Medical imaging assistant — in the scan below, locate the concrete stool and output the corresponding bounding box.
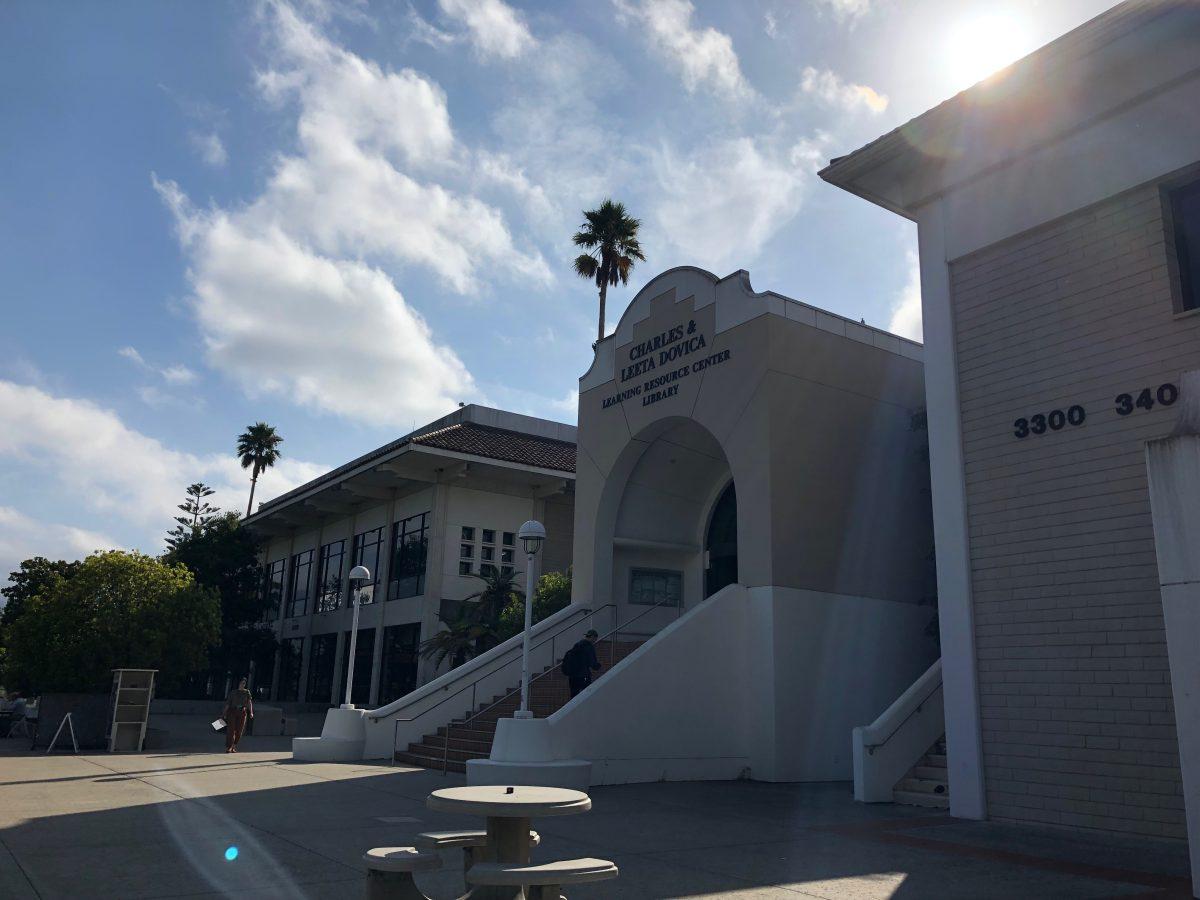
[467,857,618,899]
[414,829,540,871]
[362,847,441,900]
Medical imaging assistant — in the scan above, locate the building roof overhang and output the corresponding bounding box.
[819,0,1200,217]
[244,408,576,536]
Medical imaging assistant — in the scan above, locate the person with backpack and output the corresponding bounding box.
[561,629,601,698]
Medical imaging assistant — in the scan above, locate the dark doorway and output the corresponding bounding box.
[705,482,738,597]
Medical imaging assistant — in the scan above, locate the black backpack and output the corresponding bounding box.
[561,642,586,678]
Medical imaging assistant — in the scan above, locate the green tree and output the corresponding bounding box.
[163,512,272,682]
[0,557,82,689]
[165,482,221,550]
[573,199,646,343]
[1,557,81,633]
[497,569,572,641]
[4,551,219,693]
[236,422,283,517]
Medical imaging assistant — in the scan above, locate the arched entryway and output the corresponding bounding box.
[705,482,737,597]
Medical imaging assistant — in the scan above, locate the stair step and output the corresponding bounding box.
[896,777,948,795]
[923,753,947,768]
[395,751,466,774]
[893,789,949,809]
[417,735,493,754]
[407,742,490,763]
[912,765,946,780]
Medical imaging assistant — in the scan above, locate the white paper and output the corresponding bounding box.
[212,718,226,731]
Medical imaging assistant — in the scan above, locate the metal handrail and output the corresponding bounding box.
[863,678,943,755]
[435,594,686,774]
[388,603,612,765]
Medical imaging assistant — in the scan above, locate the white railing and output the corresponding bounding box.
[360,602,613,758]
[853,658,943,802]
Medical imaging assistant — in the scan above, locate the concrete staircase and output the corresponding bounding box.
[395,640,644,773]
[893,736,949,809]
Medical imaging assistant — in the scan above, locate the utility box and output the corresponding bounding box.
[109,669,157,752]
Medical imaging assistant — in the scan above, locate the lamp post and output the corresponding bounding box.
[515,520,545,719]
[343,565,372,709]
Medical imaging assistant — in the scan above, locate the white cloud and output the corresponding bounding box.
[437,0,535,60]
[800,66,888,113]
[0,380,327,556]
[811,0,872,24]
[652,137,822,271]
[158,2,552,428]
[118,346,198,388]
[764,11,778,38]
[190,131,228,167]
[888,251,922,341]
[0,507,123,584]
[614,0,751,99]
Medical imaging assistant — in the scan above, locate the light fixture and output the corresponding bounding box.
[518,520,546,556]
[342,566,371,709]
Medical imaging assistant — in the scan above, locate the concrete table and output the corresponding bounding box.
[426,785,590,900]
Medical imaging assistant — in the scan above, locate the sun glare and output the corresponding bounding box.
[944,12,1036,93]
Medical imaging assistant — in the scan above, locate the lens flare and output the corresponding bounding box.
[944,12,1035,93]
[225,846,239,861]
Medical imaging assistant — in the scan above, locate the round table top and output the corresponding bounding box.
[427,785,591,818]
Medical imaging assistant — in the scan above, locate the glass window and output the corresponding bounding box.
[287,549,313,618]
[501,565,514,577]
[352,527,384,592]
[1170,179,1200,311]
[482,529,495,544]
[460,543,474,559]
[379,624,421,705]
[263,559,286,621]
[389,512,429,600]
[502,532,514,547]
[500,548,514,564]
[461,526,475,541]
[307,633,338,704]
[316,540,345,613]
[480,563,497,577]
[277,637,303,701]
[459,561,472,576]
[630,568,683,607]
[481,546,494,561]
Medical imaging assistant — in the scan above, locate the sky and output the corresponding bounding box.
[0,0,1119,579]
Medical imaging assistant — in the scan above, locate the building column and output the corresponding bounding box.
[268,530,297,701]
[1145,369,1200,898]
[296,515,327,703]
[417,480,450,685]
[917,202,987,820]
[369,492,398,707]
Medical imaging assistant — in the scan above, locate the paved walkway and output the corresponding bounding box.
[0,732,1191,899]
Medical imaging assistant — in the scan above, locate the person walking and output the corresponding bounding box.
[562,630,602,699]
[223,677,254,753]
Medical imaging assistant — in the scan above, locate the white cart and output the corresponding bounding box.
[108,668,157,752]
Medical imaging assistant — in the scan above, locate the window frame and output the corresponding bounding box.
[286,549,314,618]
[629,567,683,608]
[1164,176,1200,314]
[388,511,429,600]
[316,539,346,613]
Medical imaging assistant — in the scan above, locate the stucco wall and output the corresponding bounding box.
[951,182,1199,838]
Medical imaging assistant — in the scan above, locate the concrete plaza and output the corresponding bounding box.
[0,721,1191,899]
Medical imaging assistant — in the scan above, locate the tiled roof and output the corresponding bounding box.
[412,422,576,473]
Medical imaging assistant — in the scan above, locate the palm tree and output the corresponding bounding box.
[236,422,283,517]
[573,199,646,343]
[419,569,522,670]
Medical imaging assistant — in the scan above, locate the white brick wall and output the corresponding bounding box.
[950,181,1200,839]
